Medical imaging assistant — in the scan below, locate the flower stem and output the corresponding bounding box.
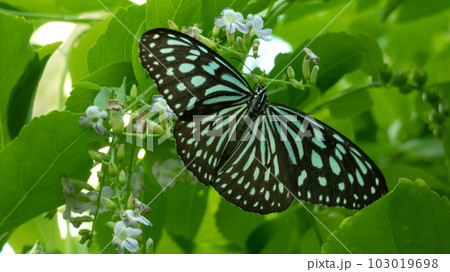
[0,8,101,24]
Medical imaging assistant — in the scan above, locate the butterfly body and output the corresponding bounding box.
[139,28,388,214]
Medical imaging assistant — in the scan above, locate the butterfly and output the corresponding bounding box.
[139,28,388,214]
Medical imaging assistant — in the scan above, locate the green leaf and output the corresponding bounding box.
[65,82,101,113]
[215,198,265,250]
[0,12,34,149]
[132,21,148,87]
[323,179,450,253]
[359,34,384,78]
[165,181,208,253]
[324,86,374,119]
[146,0,202,30]
[380,0,405,22]
[0,0,127,15]
[397,0,450,23]
[87,4,145,73]
[0,111,105,235]
[8,214,78,254]
[82,62,136,87]
[69,20,110,83]
[309,32,367,92]
[7,42,62,139]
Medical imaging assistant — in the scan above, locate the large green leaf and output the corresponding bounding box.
[0,12,34,150]
[87,4,145,73]
[7,42,62,139]
[215,198,265,250]
[309,32,366,92]
[146,0,201,30]
[0,0,126,15]
[0,111,105,235]
[397,0,450,23]
[323,179,450,253]
[165,180,208,253]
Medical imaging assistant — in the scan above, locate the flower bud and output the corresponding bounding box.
[69,179,95,191]
[287,66,295,80]
[391,71,408,87]
[413,70,427,87]
[148,120,166,136]
[236,36,246,53]
[226,31,235,46]
[167,20,179,31]
[106,221,115,229]
[195,34,218,50]
[97,171,104,180]
[88,150,104,163]
[127,194,135,209]
[130,84,137,101]
[422,87,440,106]
[252,39,260,58]
[109,162,119,176]
[302,55,311,81]
[146,238,154,254]
[290,79,304,90]
[212,26,220,38]
[310,65,319,86]
[119,170,127,184]
[117,144,125,161]
[379,64,392,83]
[78,229,91,236]
[102,197,117,209]
[398,84,413,94]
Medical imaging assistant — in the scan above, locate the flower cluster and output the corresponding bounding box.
[214,9,272,41]
[78,106,108,136]
[112,196,152,254]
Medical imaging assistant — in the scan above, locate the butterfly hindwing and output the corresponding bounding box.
[268,103,388,209]
[173,104,249,186]
[139,28,252,120]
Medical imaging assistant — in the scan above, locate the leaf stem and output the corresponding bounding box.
[0,8,102,24]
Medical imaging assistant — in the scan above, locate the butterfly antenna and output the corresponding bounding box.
[230,57,261,86]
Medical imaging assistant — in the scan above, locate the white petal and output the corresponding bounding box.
[257,29,272,41]
[226,23,235,34]
[252,16,264,31]
[94,123,107,136]
[137,216,152,226]
[214,17,226,28]
[150,102,165,112]
[235,22,248,34]
[114,221,127,234]
[78,116,91,127]
[123,238,139,252]
[100,110,108,119]
[116,242,125,254]
[235,12,244,22]
[125,227,142,238]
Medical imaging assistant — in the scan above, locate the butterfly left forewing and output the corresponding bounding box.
[139,28,252,120]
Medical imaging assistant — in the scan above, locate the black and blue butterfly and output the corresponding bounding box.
[139,28,388,214]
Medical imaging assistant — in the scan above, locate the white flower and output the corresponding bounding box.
[112,221,142,254]
[185,24,203,38]
[150,95,175,119]
[304,48,320,64]
[245,14,272,41]
[78,105,108,136]
[122,209,152,227]
[214,8,248,34]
